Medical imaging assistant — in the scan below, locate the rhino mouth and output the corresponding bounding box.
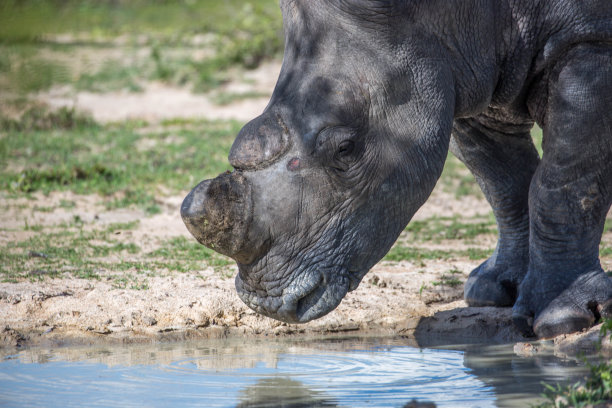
[235,267,352,323]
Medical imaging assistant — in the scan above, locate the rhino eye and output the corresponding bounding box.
[333,140,358,172]
[313,127,360,171]
[336,140,355,157]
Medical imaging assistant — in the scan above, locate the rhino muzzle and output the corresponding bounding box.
[181,171,260,264]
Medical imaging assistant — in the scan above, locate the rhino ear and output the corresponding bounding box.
[229,113,291,170]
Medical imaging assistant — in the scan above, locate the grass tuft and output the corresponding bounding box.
[534,320,612,408]
[0,216,235,284]
[1,106,96,132]
[1,118,238,208]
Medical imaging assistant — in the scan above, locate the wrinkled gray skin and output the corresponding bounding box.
[182,0,612,338]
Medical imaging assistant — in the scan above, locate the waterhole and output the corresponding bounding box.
[0,337,589,408]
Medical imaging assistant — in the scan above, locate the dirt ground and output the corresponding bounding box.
[0,187,497,344]
[1,61,611,356]
[40,60,281,123]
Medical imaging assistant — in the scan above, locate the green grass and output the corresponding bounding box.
[535,321,612,408]
[0,1,283,95]
[431,269,464,288]
[383,213,498,264]
[440,125,544,199]
[211,91,269,106]
[0,218,232,284]
[2,57,71,93]
[404,215,496,242]
[0,111,239,283]
[0,1,281,43]
[439,153,481,198]
[59,199,76,209]
[384,247,454,262]
[0,118,238,212]
[0,220,141,282]
[383,246,494,263]
[74,60,143,93]
[536,366,612,408]
[148,236,232,271]
[0,106,96,132]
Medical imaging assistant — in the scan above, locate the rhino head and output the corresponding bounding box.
[182,0,455,323]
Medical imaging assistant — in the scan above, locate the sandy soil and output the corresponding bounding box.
[0,188,490,344]
[40,61,281,123]
[2,186,610,356]
[2,60,611,355]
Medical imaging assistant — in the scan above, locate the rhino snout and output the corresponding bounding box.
[181,171,263,265]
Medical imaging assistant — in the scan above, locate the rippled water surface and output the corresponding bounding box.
[0,337,590,408]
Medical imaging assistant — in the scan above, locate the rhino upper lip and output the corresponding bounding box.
[238,269,327,324]
[295,273,325,322]
[293,267,355,322]
[238,263,354,323]
[269,271,325,323]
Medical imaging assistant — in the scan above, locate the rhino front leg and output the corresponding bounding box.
[451,115,540,307]
[512,43,612,338]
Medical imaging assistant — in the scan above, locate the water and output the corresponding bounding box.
[0,337,591,408]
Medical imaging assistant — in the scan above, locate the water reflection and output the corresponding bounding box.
[236,378,339,408]
[460,344,586,408]
[0,337,592,408]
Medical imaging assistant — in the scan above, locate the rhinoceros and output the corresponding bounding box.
[181,0,612,338]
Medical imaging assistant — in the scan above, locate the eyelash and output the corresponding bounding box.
[336,140,355,157]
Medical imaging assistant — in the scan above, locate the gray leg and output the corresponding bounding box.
[451,113,540,306]
[512,43,612,338]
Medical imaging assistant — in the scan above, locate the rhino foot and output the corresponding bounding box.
[512,269,612,339]
[464,257,523,307]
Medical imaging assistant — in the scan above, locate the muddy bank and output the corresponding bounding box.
[2,268,610,358]
[0,189,508,349]
[0,264,481,347]
[1,188,610,355]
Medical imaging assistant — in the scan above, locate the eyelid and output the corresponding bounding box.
[319,124,357,145]
[309,124,360,157]
[315,125,343,145]
[306,125,340,154]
